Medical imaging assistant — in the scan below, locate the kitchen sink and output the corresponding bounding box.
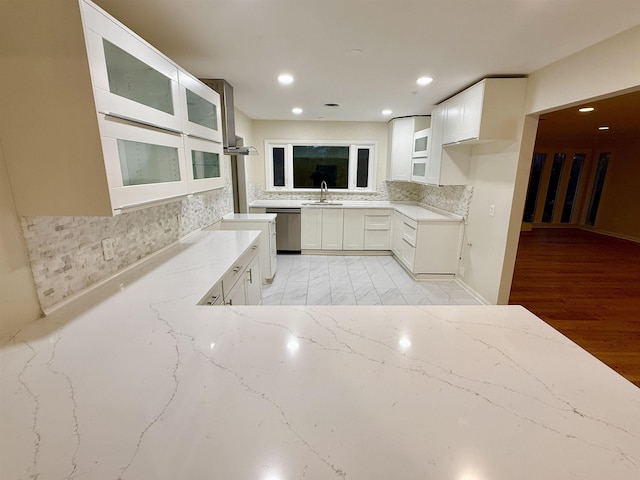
[301,201,343,206]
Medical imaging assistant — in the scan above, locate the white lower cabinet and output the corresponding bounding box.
[364,209,391,250]
[199,240,261,306]
[321,209,344,250]
[343,209,365,250]
[301,208,323,249]
[392,211,461,275]
[221,214,277,283]
[245,253,262,305]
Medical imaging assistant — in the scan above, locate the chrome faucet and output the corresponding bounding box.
[319,180,328,203]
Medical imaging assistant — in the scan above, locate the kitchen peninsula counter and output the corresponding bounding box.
[1,231,639,479]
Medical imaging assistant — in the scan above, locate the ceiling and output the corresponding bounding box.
[537,89,640,143]
[92,0,640,122]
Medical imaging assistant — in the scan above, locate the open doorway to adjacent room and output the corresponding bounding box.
[509,90,640,387]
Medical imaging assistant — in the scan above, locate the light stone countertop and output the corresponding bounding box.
[222,212,277,222]
[1,230,639,479]
[249,199,464,222]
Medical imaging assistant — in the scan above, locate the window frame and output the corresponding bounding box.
[265,140,376,192]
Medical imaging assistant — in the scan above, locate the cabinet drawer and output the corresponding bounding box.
[198,281,223,305]
[402,217,417,247]
[222,242,259,297]
[365,213,391,230]
[364,230,390,250]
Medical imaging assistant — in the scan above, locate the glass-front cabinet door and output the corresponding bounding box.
[99,118,189,211]
[179,71,223,143]
[184,137,225,193]
[81,0,182,132]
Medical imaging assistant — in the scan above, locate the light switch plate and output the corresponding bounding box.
[489,204,496,217]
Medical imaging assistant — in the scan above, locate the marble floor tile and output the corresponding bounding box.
[271,254,477,307]
[331,292,358,305]
[370,273,396,290]
[378,288,408,305]
[402,294,432,305]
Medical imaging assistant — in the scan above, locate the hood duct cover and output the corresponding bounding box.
[200,78,256,155]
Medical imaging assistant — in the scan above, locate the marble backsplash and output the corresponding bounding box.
[21,184,233,310]
[250,181,473,217]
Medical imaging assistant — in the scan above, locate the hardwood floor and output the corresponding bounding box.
[509,228,640,388]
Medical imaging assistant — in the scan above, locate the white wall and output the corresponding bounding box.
[248,120,389,193]
[0,144,42,340]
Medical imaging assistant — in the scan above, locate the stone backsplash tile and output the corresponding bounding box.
[22,186,233,310]
[253,180,472,217]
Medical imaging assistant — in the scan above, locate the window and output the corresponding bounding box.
[522,153,546,223]
[266,141,375,191]
[542,153,566,222]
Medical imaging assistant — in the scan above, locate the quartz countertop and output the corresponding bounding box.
[249,199,463,222]
[1,230,639,479]
[222,212,277,222]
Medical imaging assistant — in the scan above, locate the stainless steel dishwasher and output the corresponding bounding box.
[266,208,301,253]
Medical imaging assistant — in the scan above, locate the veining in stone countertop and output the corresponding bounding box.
[249,199,463,222]
[1,230,639,479]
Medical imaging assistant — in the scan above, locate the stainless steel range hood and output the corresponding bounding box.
[199,78,257,156]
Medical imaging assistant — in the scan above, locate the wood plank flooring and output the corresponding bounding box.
[509,228,640,388]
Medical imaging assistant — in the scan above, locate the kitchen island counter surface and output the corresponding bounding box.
[1,231,639,479]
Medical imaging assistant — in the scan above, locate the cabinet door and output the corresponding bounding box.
[321,209,344,250]
[391,211,403,256]
[442,99,462,145]
[179,71,223,143]
[301,208,322,249]
[427,105,445,185]
[387,117,415,181]
[184,136,225,193]
[458,83,484,142]
[225,277,247,306]
[245,254,262,305]
[343,209,365,250]
[82,2,181,132]
[99,118,189,211]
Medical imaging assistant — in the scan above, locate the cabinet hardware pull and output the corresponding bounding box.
[247,269,253,283]
[185,132,215,142]
[232,265,243,274]
[100,111,183,135]
[403,222,416,229]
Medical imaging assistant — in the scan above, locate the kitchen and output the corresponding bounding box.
[2,0,640,478]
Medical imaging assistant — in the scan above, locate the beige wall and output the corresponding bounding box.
[498,24,640,304]
[248,120,389,191]
[0,144,42,340]
[525,25,640,115]
[591,137,640,240]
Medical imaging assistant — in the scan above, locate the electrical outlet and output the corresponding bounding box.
[101,238,115,261]
[489,204,496,217]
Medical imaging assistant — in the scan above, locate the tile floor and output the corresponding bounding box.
[261,254,481,306]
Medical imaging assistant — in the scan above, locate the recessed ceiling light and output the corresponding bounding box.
[292,107,303,115]
[382,109,392,116]
[277,73,294,85]
[598,125,610,130]
[416,76,433,86]
[578,107,595,112]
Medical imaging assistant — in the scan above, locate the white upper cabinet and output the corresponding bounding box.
[441,78,527,145]
[1,0,225,216]
[82,2,182,132]
[184,136,225,193]
[387,116,430,182]
[178,71,223,143]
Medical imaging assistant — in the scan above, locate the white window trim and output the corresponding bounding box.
[264,139,377,192]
